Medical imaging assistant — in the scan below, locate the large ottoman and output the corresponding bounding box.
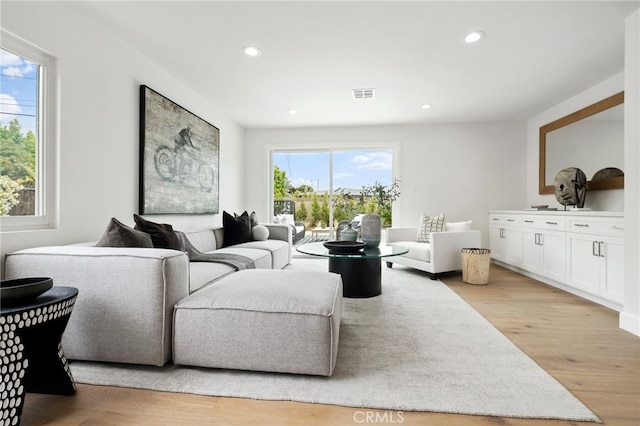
[172,269,343,376]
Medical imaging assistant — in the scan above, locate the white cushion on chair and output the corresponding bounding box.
[445,220,473,232]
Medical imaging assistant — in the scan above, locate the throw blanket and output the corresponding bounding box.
[175,231,256,270]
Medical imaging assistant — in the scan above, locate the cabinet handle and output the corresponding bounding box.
[524,220,534,223]
[500,229,504,238]
[545,221,558,225]
[611,225,624,230]
[492,218,499,221]
[599,241,605,258]
[574,223,589,227]
[592,241,599,257]
[507,219,515,222]
[534,233,539,245]
[538,233,543,246]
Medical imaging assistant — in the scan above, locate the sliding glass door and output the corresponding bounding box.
[272,148,396,242]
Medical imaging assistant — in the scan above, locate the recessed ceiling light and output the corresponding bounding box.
[421,104,433,110]
[465,31,485,43]
[287,109,298,115]
[243,46,262,57]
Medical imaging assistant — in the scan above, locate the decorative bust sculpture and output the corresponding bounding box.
[554,167,587,208]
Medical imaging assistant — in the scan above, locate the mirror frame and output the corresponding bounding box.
[539,91,624,194]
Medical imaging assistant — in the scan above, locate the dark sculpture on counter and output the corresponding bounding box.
[554,167,587,209]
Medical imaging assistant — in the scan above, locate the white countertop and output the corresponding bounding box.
[489,210,624,218]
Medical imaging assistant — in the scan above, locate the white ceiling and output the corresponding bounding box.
[79,1,639,128]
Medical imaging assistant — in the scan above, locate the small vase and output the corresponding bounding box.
[360,214,381,247]
[341,223,358,242]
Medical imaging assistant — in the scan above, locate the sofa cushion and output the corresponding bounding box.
[417,213,445,243]
[211,247,273,269]
[222,211,252,247]
[387,241,431,262]
[189,262,236,293]
[133,214,183,250]
[183,229,217,253]
[96,218,154,248]
[234,239,290,269]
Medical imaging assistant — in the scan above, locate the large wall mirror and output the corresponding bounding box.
[539,92,624,194]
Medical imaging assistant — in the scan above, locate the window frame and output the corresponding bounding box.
[0,29,58,232]
[267,142,401,237]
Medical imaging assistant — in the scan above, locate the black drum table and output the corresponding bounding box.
[296,242,408,298]
[1,286,78,424]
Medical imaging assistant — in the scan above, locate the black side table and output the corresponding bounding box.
[1,286,78,424]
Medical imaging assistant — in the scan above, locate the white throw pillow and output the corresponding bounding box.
[445,220,472,232]
[252,225,270,241]
[283,214,295,226]
[416,213,445,243]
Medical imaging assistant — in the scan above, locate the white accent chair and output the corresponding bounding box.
[385,223,481,280]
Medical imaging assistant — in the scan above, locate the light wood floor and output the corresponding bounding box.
[21,265,639,425]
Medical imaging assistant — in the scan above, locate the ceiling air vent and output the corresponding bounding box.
[352,88,375,100]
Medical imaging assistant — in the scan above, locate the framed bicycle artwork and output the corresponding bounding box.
[139,85,220,214]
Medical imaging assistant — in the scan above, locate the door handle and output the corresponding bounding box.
[592,241,598,257]
[599,241,605,258]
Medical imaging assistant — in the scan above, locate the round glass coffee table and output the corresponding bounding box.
[296,242,409,298]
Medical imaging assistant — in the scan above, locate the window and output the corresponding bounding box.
[272,146,399,241]
[0,30,57,231]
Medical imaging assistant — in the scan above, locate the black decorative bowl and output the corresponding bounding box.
[323,241,366,254]
[1,277,53,306]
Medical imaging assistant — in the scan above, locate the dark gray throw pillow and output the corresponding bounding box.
[250,211,259,228]
[223,210,252,247]
[133,214,183,250]
[96,217,154,248]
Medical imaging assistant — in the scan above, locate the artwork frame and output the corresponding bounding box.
[139,85,220,214]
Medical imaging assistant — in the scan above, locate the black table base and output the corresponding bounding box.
[1,286,78,425]
[329,257,382,298]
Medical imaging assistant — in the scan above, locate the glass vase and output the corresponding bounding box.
[360,214,381,247]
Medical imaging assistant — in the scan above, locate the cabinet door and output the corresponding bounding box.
[489,226,505,261]
[503,227,522,265]
[521,229,542,272]
[566,232,600,294]
[540,230,566,283]
[600,236,624,304]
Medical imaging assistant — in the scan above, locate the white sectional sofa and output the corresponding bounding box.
[385,226,481,279]
[3,224,293,367]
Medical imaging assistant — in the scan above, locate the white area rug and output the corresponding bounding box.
[70,258,599,421]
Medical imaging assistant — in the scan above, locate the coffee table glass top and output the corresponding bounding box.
[297,242,408,259]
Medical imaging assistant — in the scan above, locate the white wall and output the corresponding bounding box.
[527,72,625,211]
[245,122,527,248]
[0,2,245,268]
[621,9,640,336]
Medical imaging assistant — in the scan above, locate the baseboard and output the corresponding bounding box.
[492,260,623,312]
[619,311,640,337]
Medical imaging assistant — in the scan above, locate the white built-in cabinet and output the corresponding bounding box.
[489,211,624,311]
